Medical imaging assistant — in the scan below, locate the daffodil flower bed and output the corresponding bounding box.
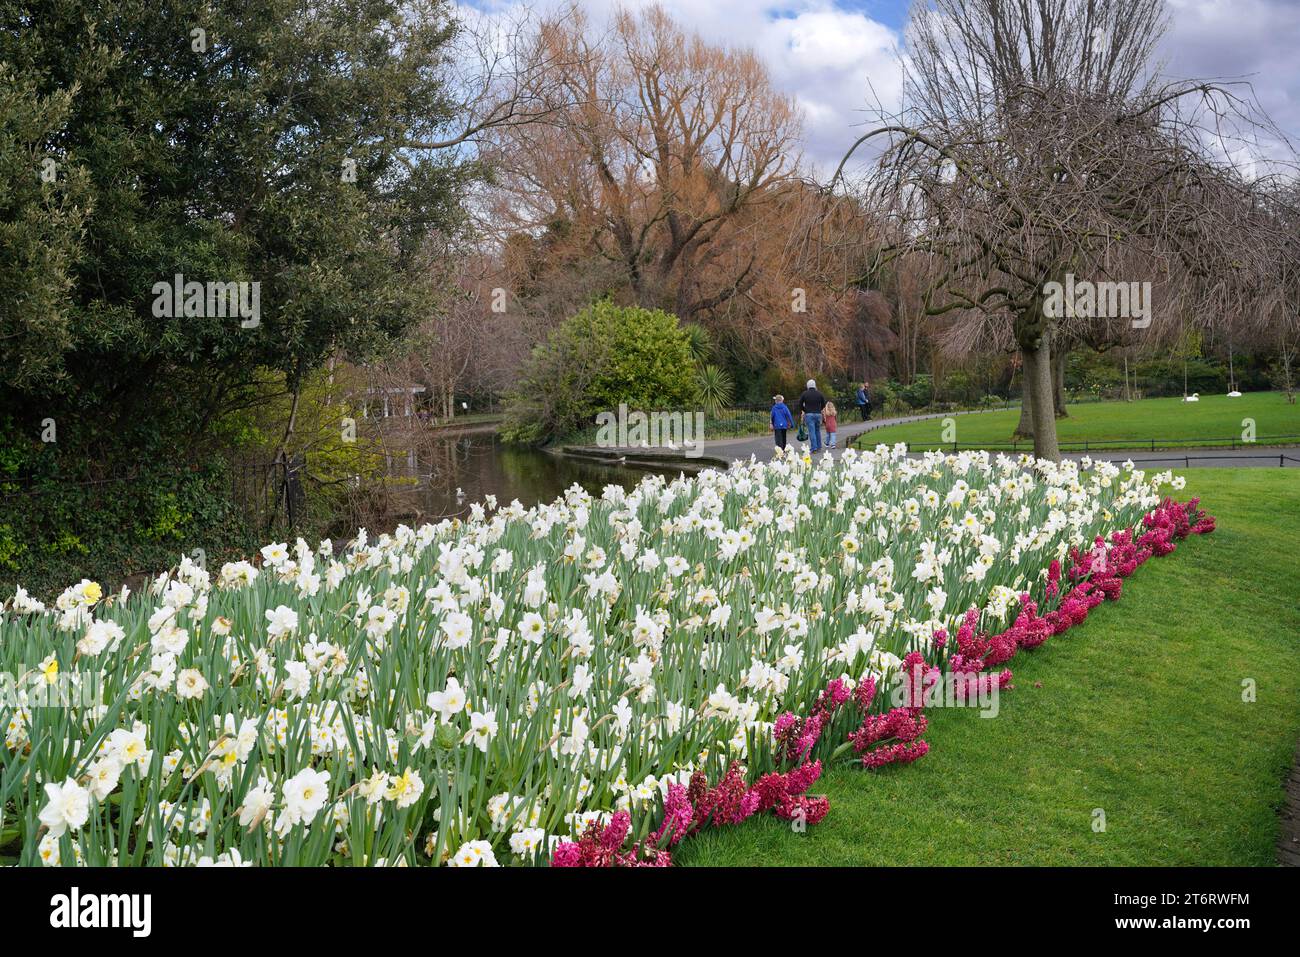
[0,445,1212,867]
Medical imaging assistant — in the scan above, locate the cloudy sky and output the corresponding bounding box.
[463,0,1300,175]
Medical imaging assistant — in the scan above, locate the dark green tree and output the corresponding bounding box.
[0,0,479,593]
[0,0,474,432]
[0,63,89,389]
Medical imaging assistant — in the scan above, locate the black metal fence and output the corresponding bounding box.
[881,434,1300,454]
[844,433,1300,467]
[229,455,308,531]
[1112,454,1300,468]
[0,456,309,535]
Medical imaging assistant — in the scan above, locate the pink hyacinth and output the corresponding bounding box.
[814,677,852,715]
[551,842,583,867]
[861,740,930,769]
[854,676,878,713]
[849,707,928,753]
[776,793,830,825]
[551,810,649,867]
[650,784,695,848]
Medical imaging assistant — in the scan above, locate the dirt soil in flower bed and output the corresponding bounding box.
[679,468,1300,866]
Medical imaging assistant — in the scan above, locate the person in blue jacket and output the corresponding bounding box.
[770,394,794,452]
[854,381,872,421]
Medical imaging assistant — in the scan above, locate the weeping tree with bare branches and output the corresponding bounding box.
[1255,179,1300,404]
[833,0,1294,460]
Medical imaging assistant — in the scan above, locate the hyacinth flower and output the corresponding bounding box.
[551,758,833,866]
[551,811,673,868]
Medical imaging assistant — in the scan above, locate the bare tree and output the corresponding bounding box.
[397,2,576,156]
[1252,178,1300,403]
[485,3,803,325]
[833,0,1295,460]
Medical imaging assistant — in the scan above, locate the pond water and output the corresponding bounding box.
[391,431,680,521]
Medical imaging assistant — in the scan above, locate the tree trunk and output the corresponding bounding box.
[1013,348,1034,439]
[1052,344,1068,418]
[1015,389,1034,439]
[1022,332,1061,461]
[273,380,302,467]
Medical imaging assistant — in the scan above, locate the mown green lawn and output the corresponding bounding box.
[678,468,1300,866]
[863,392,1300,451]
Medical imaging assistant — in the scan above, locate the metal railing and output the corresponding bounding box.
[1073,453,1300,468]
[230,455,307,530]
[844,438,1300,468]
[849,433,1300,454]
[0,456,309,533]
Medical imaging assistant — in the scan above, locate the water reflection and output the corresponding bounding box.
[394,432,686,521]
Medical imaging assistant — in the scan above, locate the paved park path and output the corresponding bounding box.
[700,409,960,461]
[697,410,1300,469]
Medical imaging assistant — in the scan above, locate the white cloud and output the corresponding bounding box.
[744,6,905,175]
[1162,0,1300,155]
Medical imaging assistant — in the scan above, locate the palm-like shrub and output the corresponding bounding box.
[696,363,735,416]
[681,323,715,366]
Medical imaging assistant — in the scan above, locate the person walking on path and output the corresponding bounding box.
[824,402,839,448]
[855,382,872,421]
[798,379,827,452]
[770,394,794,452]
